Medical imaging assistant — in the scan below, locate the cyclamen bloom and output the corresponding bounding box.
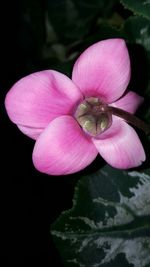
[5,39,145,175]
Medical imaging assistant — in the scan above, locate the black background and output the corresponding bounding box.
[1,1,73,265]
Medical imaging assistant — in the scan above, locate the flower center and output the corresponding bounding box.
[75,97,112,137]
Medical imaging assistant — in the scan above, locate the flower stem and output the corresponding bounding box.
[108,106,150,134]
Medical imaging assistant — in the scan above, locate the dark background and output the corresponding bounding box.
[1,1,73,265]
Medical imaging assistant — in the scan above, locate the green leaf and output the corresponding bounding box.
[123,16,150,120]
[51,166,150,267]
[124,16,150,56]
[123,16,150,84]
[47,0,80,41]
[47,0,116,42]
[120,0,150,20]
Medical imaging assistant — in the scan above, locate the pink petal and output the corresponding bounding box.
[72,39,131,103]
[17,125,44,140]
[92,118,145,169]
[33,115,98,175]
[111,91,144,114]
[5,70,83,139]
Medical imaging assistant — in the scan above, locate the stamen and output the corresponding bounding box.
[75,97,112,136]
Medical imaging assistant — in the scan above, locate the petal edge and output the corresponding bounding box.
[111,91,144,114]
[5,70,83,139]
[92,118,145,169]
[33,116,98,175]
[72,39,131,103]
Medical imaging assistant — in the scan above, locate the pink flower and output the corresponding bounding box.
[5,39,145,175]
